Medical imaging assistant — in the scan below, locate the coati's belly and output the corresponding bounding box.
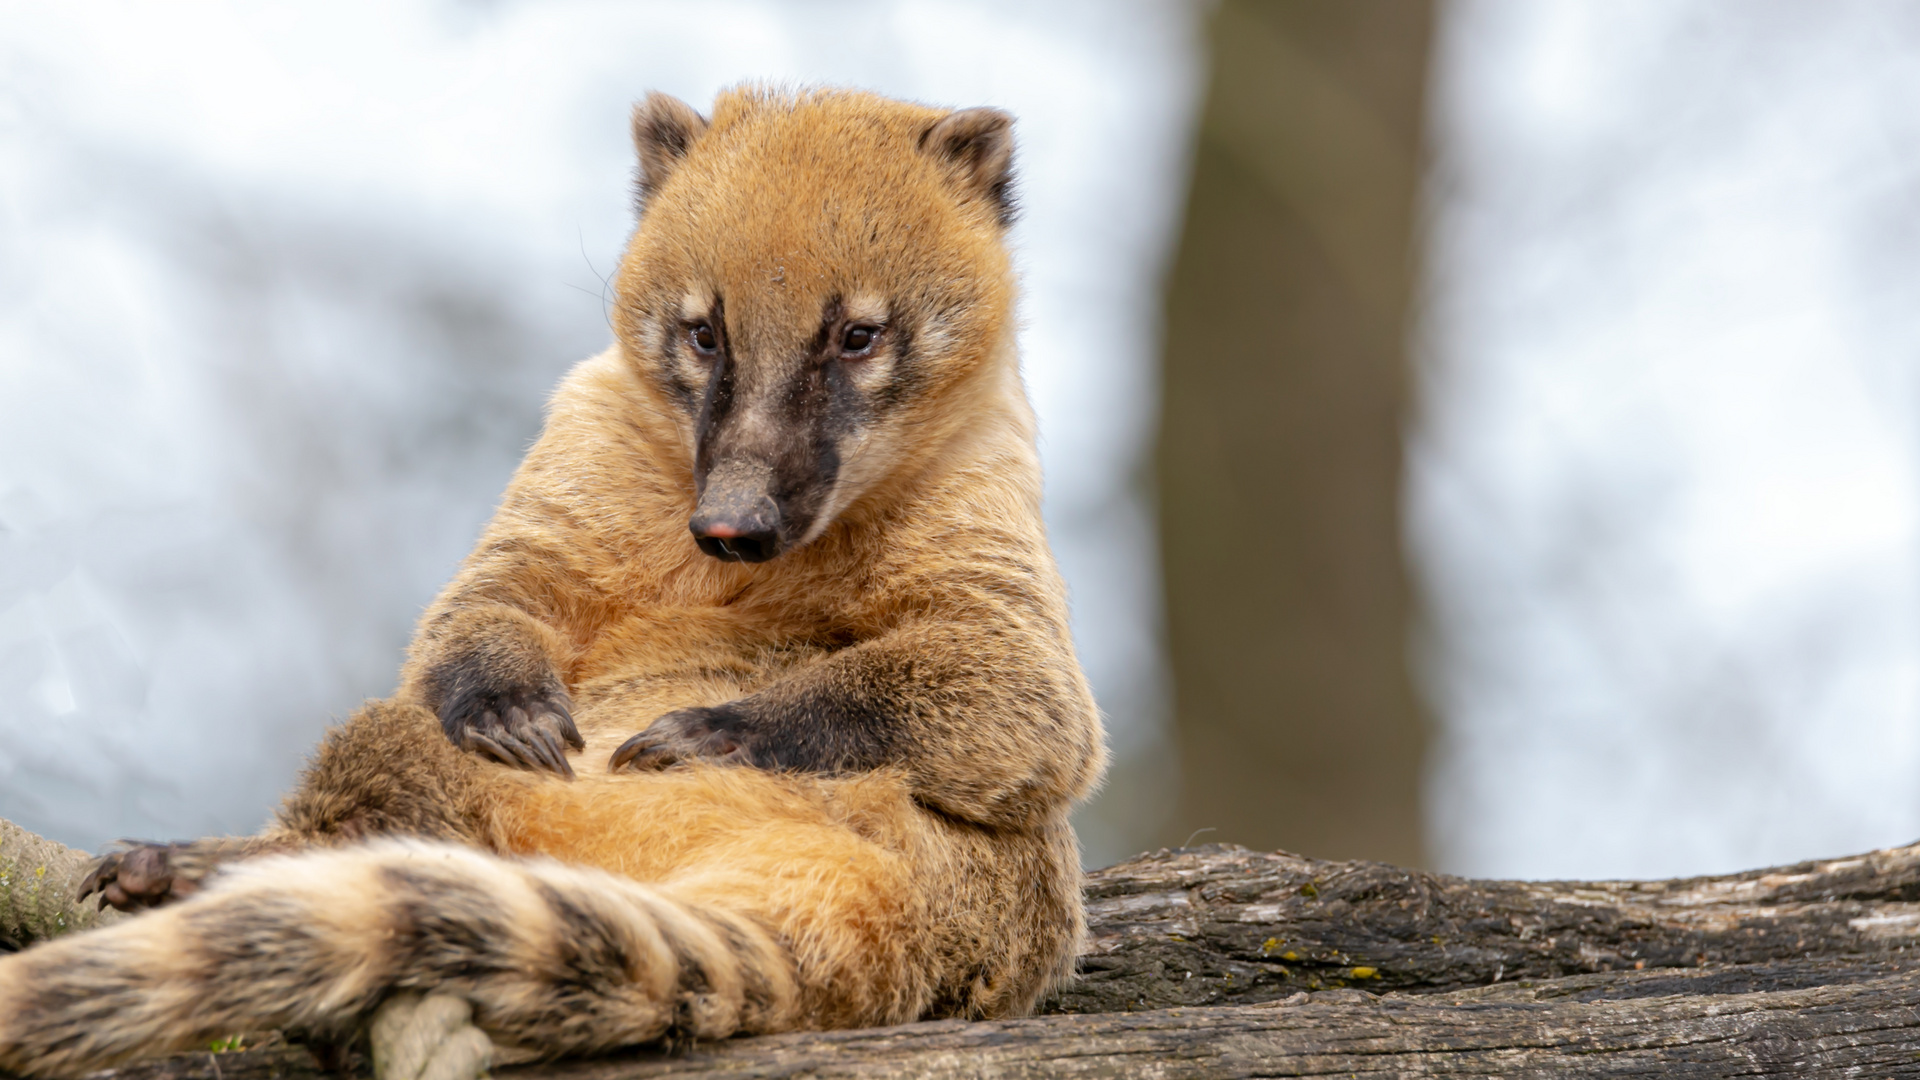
[565,624,835,767]
[478,631,906,886]
[486,762,922,889]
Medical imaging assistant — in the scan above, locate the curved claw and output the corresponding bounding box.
[535,726,573,774]
[465,730,519,766]
[76,860,109,903]
[546,702,585,751]
[466,725,576,780]
[608,732,680,772]
[513,713,572,777]
[608,707,749,773]
[444,688,581,780]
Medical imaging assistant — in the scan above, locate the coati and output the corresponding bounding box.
[0,86,1106,1076]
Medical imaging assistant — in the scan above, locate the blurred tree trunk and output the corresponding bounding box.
[1156,0,1434,865]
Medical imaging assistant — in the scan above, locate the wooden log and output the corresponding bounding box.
[84,966,1920,1079]
[0,819,119,952]
[456,970,1920,1078]
[1052,841,1920,1012]
[25,838,1920,1078]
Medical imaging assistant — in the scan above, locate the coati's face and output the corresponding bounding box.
[613,88,1017,563]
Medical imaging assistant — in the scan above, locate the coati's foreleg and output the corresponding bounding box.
[610,616,1102,829]
[2,841,800,1079]
[409,600,583,778]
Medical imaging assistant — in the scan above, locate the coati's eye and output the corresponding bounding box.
[841,325,878,355]
[688,322,718,355]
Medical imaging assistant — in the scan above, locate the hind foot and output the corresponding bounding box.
[77,836,263,912]
[78,842,200,912]
[370,993,493,1080]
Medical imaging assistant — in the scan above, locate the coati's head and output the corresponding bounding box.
[612,87,1018,563]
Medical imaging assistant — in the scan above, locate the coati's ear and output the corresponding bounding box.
[920,107,1017,227]
[631,93,710,212]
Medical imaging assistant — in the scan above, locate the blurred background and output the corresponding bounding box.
[3,0,1917,879]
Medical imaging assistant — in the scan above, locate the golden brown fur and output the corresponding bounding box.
[0,86,1103,1077]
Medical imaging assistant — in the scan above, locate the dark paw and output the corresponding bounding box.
[609,704,753,772]
[442,685,584,779]
[78,842,199,912]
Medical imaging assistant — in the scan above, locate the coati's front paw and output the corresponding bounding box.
[608,704,755,772]
[441,686,584,779]
[78,842,202,912]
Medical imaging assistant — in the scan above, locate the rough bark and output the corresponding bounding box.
[20,838,1920,1078]
[81,968,1920,1079]
[1052,840,1920,1012]
[0,818,119,952]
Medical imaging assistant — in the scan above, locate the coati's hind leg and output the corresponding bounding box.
[496,767,943,1029]
[80,699,498,913]
[270,698,494,847]
[0,841,801,1079]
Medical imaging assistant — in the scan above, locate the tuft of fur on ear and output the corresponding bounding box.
[632,93,710,213]
[920,107,1017,227]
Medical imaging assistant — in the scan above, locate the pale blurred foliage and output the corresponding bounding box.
[0,1,1201,864]
[1416,0,1920,878]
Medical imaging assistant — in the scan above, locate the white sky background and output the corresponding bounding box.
[0,0,1202,865]
[1416,0,1920,878]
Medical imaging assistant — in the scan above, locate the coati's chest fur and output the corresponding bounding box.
[388,86,1105,831]
[0,86,1107,1078]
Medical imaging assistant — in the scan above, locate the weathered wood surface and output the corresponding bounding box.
[89,967,1920,1079]
[0,818,119,951]
[1053,841,1920,1012]
[46,841,1920,1078]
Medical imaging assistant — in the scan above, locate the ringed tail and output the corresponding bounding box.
[0,841,799,1079]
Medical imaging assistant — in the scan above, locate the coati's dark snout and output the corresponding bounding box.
[690,512,781,562]
[686,319,848,563]
[690,467,789,562]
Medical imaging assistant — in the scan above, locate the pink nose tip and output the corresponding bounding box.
[700,522,744,539]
